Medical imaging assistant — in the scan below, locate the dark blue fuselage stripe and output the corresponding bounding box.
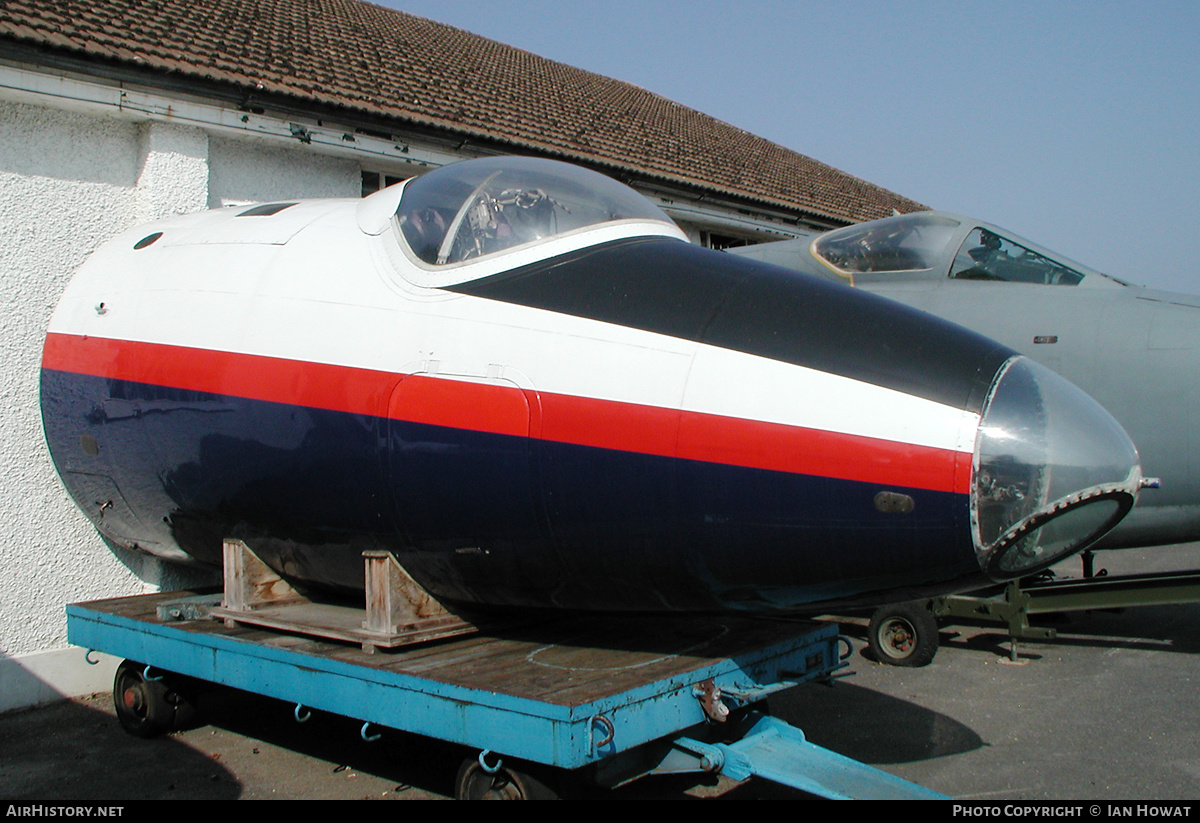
[41,369,980,611]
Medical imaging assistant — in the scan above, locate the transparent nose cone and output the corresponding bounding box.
[973,356,1142,579]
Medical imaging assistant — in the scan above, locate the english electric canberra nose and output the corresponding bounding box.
[41,156,1143,614]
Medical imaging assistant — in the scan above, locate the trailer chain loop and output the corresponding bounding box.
[478,750,502,774]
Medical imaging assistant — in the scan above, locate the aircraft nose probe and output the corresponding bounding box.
[971,356,1144,579]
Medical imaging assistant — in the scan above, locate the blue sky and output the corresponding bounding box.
[382,1,1199,292]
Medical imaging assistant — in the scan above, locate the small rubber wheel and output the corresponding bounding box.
[113,660,195,738]
[455,756,558,800]
[868,602,939,667]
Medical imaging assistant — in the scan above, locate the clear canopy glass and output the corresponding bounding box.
[973,356,1141,577]
[950,228,1085,285]
[395,156,676,265]
[811,213,962,274]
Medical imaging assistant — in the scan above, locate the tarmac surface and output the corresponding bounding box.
[3,544,1200,801]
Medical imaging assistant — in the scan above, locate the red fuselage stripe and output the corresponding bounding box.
[42,332,972,493]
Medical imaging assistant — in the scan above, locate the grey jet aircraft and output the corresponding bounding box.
[731,211,1197,554]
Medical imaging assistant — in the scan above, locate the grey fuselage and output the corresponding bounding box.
[732,211,1199,550]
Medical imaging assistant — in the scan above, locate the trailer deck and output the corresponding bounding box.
[67,590,946,799]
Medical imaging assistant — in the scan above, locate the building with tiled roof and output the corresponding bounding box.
[0,0,922,234]
[0,0,924,712]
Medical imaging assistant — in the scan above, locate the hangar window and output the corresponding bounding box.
[394,156,674,266]
[362,170,407,198]
[950,228,1084,285]
[701,231,755,251]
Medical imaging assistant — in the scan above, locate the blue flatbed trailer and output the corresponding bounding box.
[67,591,946,799]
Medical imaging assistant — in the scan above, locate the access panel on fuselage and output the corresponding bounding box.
[384,373,560,606]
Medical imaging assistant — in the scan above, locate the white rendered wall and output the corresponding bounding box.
[209,136,360,207]
[0,97,360,711]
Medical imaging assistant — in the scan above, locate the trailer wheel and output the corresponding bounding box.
[868,602,938,667]
[113,660,194,738]
[455,756,558,800]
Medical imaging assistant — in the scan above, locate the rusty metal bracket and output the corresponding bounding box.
[693,679,730,723]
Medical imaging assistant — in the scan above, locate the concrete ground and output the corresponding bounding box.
[3,544,1200,800]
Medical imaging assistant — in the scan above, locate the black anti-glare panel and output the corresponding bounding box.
[450,238,1013,411]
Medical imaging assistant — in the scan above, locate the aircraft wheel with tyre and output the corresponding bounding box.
[868,602,939,667]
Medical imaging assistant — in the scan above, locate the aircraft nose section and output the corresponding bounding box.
[972,356,1142,580]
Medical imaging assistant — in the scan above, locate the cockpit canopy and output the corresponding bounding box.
[395,156,677,266]
[810,211,1117,287]
[813,213,963,275]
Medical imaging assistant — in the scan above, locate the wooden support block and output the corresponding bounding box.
[363,550,458,632]
[360,551,476,651]
[221,538,304,614]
